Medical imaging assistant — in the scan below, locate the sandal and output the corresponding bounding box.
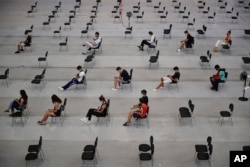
[123,122,130,126]
[39,122,46,125]
[37,121,42,124]
[4,110,9,112]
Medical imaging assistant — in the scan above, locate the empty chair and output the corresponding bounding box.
[84,137,99,156]
[208,12,216,23]
[244,29,250,39]
[200,50,212,68]
[154,2,161,12]
[64,18,72,30]
[172,0,178,6]
[157,6,165,16]
[231,12,239,23]
[160,11,168,22]
[196,144,213,167]
[25,152,41,167]
[53,26,61,38]
[139,136,154,153]
[28,136,44,159]
[219,2,227,12]
[198,2,206,12]
[48,11,56,22]
[202,6,210,16]
[182,11,190,22]
[42,18,50,29]
[195,136,212,158]
[149,50,160,68]
[55,1,62,11]
[139,143,154,167]
[85,51,96,68]
[163,24,172,38]
[59,37,68,51]
[69,10,76,22]
[31,1,38,12]
[242,52,250,69]
[226,7,234,18]
[81,150,97,167]
[179,100,195,126]
[95,99,110,126]
[244,2,250,12]
[146,0,152,6]
[31,68,46,91]
[38,51,48,67]
[87,18,94,30]
[178,6,186,17]
[0,68,9,87]
[81,26,89,38]
[238,0,246,7]
[136,11,144,22]
[133,6,140,15]
[187,18,195,29]
[133,2,140,9]
[196,25,207,38]
[113,12,121,23]
[125,26,133,38]
[218,103,234,126]
[174,2,181,12]
[121,68,133,91]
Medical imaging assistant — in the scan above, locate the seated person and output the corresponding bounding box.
[80,95,107,124]
[112,66,130,91]
[15,31,32,54]
[153,66,180,91]
[82,32,102,54]
[131,89,148,112]
[213,30,231,52]
[58,65,85,91]
[123,98,148,126]
[177,30,194,52]
[137,31,155,51]
[4,90,28,114]
[210,64,225,91]
[37,94,62,125]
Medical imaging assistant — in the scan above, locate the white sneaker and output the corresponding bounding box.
[153,89,157,91]
[80,117,87,122]
[176,49,181,52]
[112,88,117,91]
[58,87,64,91]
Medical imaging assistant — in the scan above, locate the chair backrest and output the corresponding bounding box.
[203,25,207,32]
[169,24,172,30]
[229,103,234,113]
[206,50,210,56]
[65,37,68,43]
[129,69,133,81]
[207,136,212,145]
[41,68,46,76]
[188,100,194,113]
[208,144,213,156]
[155,50,160,59]
[5,68,9,77]
[149,135,154,145]
[38,136,43,151]
[62,98,67,111]
[94,137,98,148]
[59,26,61,31]
[151,143,155,155]
[208,53,212,60]
[45,51,48,58]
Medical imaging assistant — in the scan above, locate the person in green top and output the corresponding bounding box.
[210,64,225,91]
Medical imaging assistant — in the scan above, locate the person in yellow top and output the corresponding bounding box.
[213,30,231,52]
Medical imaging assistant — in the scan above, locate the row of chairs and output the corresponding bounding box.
[179,100,233,126]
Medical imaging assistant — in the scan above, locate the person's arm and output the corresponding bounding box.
[97,103,106,113]
[53,102,61,113]
[17,98,24,106]
[148,36,154,44]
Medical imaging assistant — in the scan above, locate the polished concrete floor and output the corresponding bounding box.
[0,0,250,167]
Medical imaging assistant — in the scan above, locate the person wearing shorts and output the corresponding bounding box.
[153,66,180,91]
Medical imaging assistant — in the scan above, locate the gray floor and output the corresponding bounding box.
[0,0,250,166]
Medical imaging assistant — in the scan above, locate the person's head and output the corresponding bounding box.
[148,31,153,36]
[227,30,231,35]
[184,30,189,35]
[51,94,62,103]
[99,95,106,102]
[173,66,179,71]
[214,64,220,70]
[20,89,28,100]
[76,65,82,71]
[139,97,145,104]
[95,32,100,38]
[116,66,122,73]
[24,30,29,36]
[141,89,147,96]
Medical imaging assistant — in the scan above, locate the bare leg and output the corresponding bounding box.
[40,109,54,123]
[155,77,164,89]
[113,77,120,89]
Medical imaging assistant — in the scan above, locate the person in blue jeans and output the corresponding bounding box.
[58,65,85,91]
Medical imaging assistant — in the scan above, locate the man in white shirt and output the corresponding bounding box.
[82,32,102,54]
[137,31,155,51]
[58,65,85,91]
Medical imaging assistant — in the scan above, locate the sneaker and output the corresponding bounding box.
[80,117,87,122]
[139,48,144,51]
[58,87,64,91]
[4,110,9,112]
[82,44,86,47]
[82,52,87,55]
[153,88,157,91]
[20,49,24,51]
[176,49,181,52]
[112,88,117,91]
[15,51,20,54]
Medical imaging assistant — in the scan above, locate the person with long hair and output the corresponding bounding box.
[4,89,28,113]
[37,94,62,125]
[213,30,231,52]
[80,95,107,124]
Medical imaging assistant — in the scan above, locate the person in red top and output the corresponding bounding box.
[123,98,148,126]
